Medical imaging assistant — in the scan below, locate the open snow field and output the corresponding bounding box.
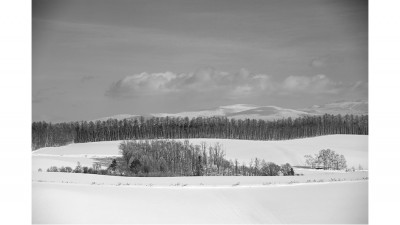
[32,135,368,224]
[33,181,368,224]
[32,135,368,172]
[33,170,368,187]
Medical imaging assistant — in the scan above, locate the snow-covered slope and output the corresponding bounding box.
[151,104,260,118]
[33,181,367,224]
[33,170,368,187]
[151,104,314,121]
[32,135,368,224]
[32,135,368,171]
[92,114,140,122]
[94,100,368,122]
[300,100,368,116]
[227,106,311,120]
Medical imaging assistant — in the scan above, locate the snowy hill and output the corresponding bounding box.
[92,114,140,122]
[32,135,368,224]
[93,100,368,122]
[33,180,367,224]
[152,104,312,120]
[152,104,311,120]
[151,104,259,118]
[150,100,367,120]
[226,105,311,120]
[300,100,368,116]
[32,135,368,171]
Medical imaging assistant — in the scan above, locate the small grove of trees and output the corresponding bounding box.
[32,114,368,150]
[118,140,295,177]
[45,140,297,177]
[304,149,347,170]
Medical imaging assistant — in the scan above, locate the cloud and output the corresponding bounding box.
[106,71,179,97]
[105,68,273,98]
[281,74,343,95]
[105,68,366,100]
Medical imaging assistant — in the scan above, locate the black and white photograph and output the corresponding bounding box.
[30,0,370,223]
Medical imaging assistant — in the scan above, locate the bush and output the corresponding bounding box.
[65,167,73,173]
[280,163,293,176]
[87,168,94,174]
[129,158,141,174]
[38,168,42,172]
[108,159,117,171]
[47,166,58,172]
[97,169,108,175]
[83,167,89,173]
[260,162,281,176]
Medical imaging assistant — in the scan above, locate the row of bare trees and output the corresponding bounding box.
[32,114,368,150]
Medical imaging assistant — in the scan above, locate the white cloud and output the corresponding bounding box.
[106,69,366,99]
[106,68,273,98]
[281,74,342,94]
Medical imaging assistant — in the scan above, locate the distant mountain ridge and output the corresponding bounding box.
[300,100,368,116]
[91,114,140,122]
[93,100,368,122]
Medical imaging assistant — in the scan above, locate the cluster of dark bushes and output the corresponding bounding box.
[45,162,109,175]
[32,114,368,150]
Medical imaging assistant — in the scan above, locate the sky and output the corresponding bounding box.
[33,0,368,122]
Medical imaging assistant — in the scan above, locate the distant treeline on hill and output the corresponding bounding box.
[32,114,368,150]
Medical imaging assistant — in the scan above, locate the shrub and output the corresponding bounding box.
[129,158,141,174]
[47,166,58,172]
[65,167,73,173]
[280,163,293,176]
[108,159,117,171]
[87,168,94,174]
[83,167,89,173]
[97,169,108,175]
[260,162,281,176]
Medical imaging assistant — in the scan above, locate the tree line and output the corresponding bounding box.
[32,114,368,150]
[45,140,295,177]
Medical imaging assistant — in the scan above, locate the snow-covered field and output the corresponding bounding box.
[32,135,368,224]
[33,181,368,224]
[32,135,368,172]
[32,170,368,187]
